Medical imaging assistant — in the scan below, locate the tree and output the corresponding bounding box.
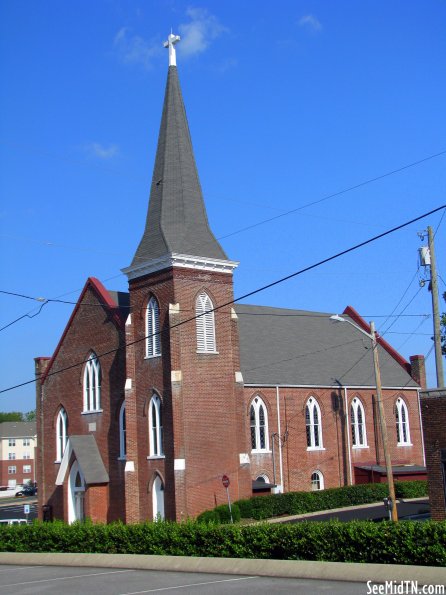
[0,410,36,423]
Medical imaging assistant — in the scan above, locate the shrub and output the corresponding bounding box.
[0,518,444,566]
[197,504,240,524]
[227,481,427,521]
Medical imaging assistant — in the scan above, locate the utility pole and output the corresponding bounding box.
[427,226,445,388]
[370,321,398,522]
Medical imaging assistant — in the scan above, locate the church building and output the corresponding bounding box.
[35,34,426,524]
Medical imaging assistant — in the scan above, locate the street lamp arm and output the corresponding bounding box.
[329,314,373,341]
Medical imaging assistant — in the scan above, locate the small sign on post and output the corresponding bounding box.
[221,475,233,523]
[24,504,30,524]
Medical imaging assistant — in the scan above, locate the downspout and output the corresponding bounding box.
[344,386,353,485]
[276,386,284,493]
[416,388,426,467]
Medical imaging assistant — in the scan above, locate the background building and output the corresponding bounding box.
[0,422,37,489]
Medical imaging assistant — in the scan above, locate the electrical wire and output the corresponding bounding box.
[1,203,444,395]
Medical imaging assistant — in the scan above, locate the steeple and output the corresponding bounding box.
[123,33,236,281]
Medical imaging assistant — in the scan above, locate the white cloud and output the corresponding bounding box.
[178,7,228,57]
[298,14,322,32]
[85,142,119,160]
[113,27,161,69]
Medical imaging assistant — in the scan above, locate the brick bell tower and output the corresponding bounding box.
[122,33,252,521]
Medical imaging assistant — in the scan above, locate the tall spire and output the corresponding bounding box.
[124,32,234,280]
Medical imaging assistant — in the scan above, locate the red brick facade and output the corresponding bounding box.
[420,389,446,520]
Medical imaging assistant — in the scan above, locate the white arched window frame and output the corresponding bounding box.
[56,408,68,462]
[68,461,85,524]
[311,470,324,491]
[395,397,411,446]
[305,397,323,450]
[146,297,161,358]
[195,292,216,353]
[351,397,367,448]
[119,402,126,460]
[250,396,269,452]
[148,394,163,457]
[83,353,101,413]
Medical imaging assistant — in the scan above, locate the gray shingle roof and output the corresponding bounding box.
[235,304,417,388]
[67,435,109,485]
[0,422,36,438]
[131,65,227,267]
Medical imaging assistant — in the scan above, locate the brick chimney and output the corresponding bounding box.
[410,354,426,388]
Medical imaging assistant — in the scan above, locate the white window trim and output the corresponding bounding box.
[195,292,217,353]
[146,297,161,358]
[351,397,368,449]
[119,402,126,460]
[396,397,412,446]
[149,394,163,457]
[250,396,269,453]
[83,353,101,413]
[56,408,68,463]
[306,397,324,450]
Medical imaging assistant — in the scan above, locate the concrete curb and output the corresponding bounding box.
[0,552,444,585]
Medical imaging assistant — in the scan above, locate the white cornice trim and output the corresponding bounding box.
[122,253,238,280]
[243,383,419,390]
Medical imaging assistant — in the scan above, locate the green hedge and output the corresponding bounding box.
[197,504,240,524]
[0,519,444,566]
[234,481,427,520]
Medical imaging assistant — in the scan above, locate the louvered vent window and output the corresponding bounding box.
[195,292,216,353]
[146,297,161,357]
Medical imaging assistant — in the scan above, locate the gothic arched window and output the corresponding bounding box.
[395,397,411,445]
[351,397,367,448]
[83,353,101,412]
[119,402,126,459]
[250,396,269,452]
[305,397,323,449]
[56,408,68,462]
[149,394,163,457]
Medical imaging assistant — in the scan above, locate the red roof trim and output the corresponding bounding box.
[342,305,412,376]
[41,277,124,384]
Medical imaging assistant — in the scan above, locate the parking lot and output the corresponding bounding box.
[0,564,366,595]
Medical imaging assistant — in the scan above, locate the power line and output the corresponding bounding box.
[1,203,444,395]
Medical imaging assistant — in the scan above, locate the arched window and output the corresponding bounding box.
[146,297,161,357]
[351,397,367,448]
[250,396,269,452]
[195,292,216,353]
[83,353,101,412]
[311,470,324,491]
[56,408,68,462]
[395,397,411,445]
[149,394,163,457]
[119,402,126,459]
[68,461,85,524]
[306,397,323,449]
[152,475,165,521]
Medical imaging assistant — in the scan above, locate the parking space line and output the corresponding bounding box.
[120,576,259,594]
[0,568,135,588]
[0,566,44,573]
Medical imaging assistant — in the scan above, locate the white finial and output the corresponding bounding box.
[163,32,181,67]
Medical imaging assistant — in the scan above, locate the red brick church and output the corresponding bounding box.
[35,34,426,524]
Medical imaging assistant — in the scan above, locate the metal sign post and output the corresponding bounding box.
[221,475,233,523]
[24,504,30,524]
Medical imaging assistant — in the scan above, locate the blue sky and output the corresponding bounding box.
[1,1,445,412]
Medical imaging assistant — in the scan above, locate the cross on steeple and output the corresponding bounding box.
[163,32,181,67]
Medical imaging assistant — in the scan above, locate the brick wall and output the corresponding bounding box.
[37,281,126,523]
[420,389,446,521]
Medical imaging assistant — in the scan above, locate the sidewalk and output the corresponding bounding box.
[0,551,444,585]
